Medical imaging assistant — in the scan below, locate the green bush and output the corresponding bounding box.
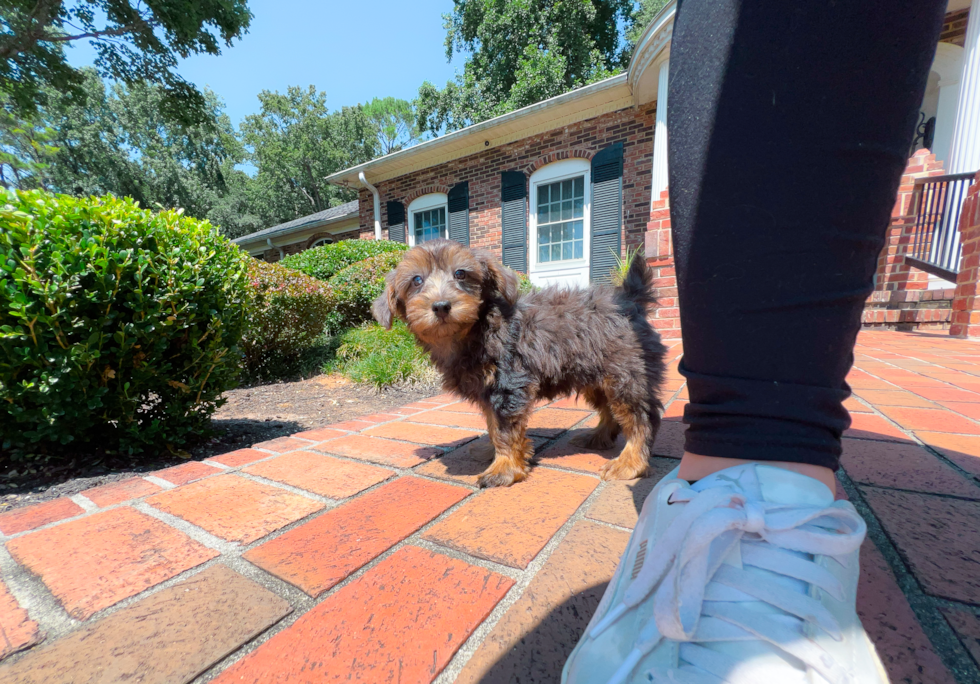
[280,239,406,281]
[327,321,437,388]
[326,251,405,330]
[0,190,250,459]
[241,260,336,382]
[517,271,536,294]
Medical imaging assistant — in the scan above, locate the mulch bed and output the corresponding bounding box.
[0,375,438,513]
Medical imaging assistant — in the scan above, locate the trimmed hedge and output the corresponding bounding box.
[241,260,335,381]
[280,239,406,281]
[0,191,250,458]
[328,321,437,388]
[326,251,405,330]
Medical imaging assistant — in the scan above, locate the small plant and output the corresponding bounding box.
[326,251,405,331]
[0,190,250,459]
[517,271,537,294]
[280,239,406,281]
[327,321,438,388]
[611,245,644,286]
[241,260,336,382]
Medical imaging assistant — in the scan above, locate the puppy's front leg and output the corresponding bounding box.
[478,407,532,488]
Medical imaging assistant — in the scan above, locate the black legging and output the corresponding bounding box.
[669,0,948,470]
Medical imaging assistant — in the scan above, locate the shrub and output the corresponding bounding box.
[280,239,406,281]
[517,271,536,294]
[0,190,250,459]
[326,251,405,330]
[327,321,437,388]
[240,260,336,382]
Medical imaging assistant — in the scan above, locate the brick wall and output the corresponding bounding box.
[643,187,680,340]
[951,172,980,337]
[940,8,970,47]
[356,104,657,259]
[259,229,360,263]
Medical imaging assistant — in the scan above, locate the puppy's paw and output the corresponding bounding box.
[600,457,649,481]
[477,464,529,488]
[573,428,618,451]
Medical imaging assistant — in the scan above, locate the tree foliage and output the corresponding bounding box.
[363,96,422,155]
[0,0,252,126]
[239,86,376,228]
[416,0,638,135]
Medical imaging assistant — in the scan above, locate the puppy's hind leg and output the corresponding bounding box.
[600,398,653,481]
[572,387,620,450]
[478,408,533,488]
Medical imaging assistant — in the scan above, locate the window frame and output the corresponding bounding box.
[407,193,449,246]
[310,236,333,248]
[528,159,591,276]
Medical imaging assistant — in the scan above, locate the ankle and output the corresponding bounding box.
[677,452,837,495]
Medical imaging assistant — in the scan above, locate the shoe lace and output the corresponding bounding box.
[587,483,867,684]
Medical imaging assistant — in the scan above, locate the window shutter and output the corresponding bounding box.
[590,143,624,284]
[386,201,406,243]
[448,181,470,246]
[501,171,527,273]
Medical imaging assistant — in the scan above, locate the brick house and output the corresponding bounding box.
[233,201,360,262]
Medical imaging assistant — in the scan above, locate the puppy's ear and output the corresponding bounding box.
[372,271,399,330]
[478,252,519,306]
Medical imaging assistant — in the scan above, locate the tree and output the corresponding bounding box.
[363,96,422,155]
[416,0,637,135]
[0,0,252,126]
[629,0,669,43]
[239,86,376,227]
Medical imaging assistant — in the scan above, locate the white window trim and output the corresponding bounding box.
[310,237,334,248]
[407,192,449,247]
[529,159,591,276]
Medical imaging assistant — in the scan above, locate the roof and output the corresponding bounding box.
[325,1,676,188]
[233,200,359,245]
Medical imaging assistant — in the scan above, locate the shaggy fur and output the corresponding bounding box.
[373,239,667,488]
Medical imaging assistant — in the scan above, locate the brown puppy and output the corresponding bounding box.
[373,239,666,488]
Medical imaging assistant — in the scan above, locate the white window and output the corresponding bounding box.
[529,159,591,289]
[407,193,448,246]
[311,237,333,248]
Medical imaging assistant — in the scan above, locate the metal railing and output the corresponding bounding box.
[907,171,977,282]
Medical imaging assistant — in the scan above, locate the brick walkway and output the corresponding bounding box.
[1,330,980,683]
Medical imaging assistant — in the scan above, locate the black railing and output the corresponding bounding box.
[907,171,978,282]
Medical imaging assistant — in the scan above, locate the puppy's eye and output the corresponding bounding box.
[454,269,466,281]
[412,275,423,287]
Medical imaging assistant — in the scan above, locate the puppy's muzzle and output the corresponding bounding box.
[432,300,452,321]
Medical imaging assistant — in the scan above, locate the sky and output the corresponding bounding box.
[65,0,466,127]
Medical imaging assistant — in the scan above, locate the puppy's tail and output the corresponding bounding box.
[619,249,657,314]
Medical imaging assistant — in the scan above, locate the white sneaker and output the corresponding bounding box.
[562,463,888,684]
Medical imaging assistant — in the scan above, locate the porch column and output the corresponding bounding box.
[650,59,670,206]
[948,6,980,174]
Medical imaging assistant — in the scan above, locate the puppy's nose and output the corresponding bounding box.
[432,301,452,320]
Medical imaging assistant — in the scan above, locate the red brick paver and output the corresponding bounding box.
[3,330,980,682]
[0,498,83,535]
[0,565,290,683]
[213,547,513,684]
[147,475,323,544]
[7,508,217,619]
[244,451,394,498]
[81,477,161,507]
[423,468,599,568]
[244,477,470,596]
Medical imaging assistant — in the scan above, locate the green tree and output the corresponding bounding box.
[416,0,637,135]
[629,0,669,43]
[0,101,58,188]
[0,0,252,125]
[239,86,376,227]
[363,96,422,155]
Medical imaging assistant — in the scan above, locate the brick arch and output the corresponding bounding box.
[523,149,595,176]
[304,232,335,249]
[405,185,451,202]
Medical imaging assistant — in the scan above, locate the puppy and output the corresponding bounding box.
[373,239,666,488]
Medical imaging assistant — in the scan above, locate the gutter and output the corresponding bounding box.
[359,171,382,240]
[266,238,284,261]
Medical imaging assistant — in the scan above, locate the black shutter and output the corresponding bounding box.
[590,143,624,283]
[501,171,527,273]
[448,181,470,246]
[386,201,406,243]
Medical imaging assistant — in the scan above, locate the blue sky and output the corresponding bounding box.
[66,0,466,126]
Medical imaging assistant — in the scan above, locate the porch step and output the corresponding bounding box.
[862,289,954,331]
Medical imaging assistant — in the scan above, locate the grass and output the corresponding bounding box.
[324,321,439,389]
